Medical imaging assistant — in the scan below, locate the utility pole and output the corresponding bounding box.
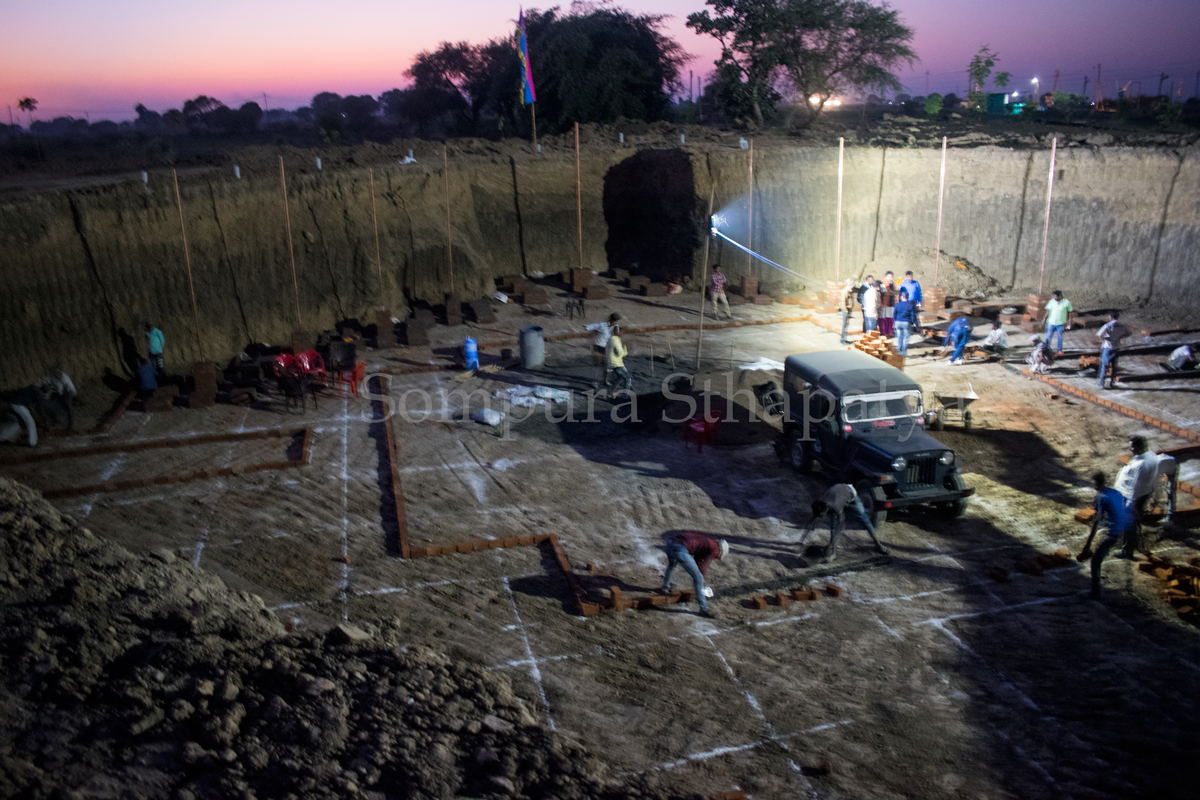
[925,70,930,96]
[689,70,694,103]
[1158,72,1169,97]
[263,92,269,132]
[7,104,12,127]
[1096,64,1103,105]
[1051,69,1060,93]
[1082,75,1089,99]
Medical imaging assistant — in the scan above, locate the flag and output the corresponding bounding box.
[519,8,537,105]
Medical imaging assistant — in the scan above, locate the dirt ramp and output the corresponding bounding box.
[0,477,678,799]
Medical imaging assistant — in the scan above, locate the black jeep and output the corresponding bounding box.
[773,350,973,525]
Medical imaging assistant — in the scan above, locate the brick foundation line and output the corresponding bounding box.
[1025,371,1200,444]
[2,426,300,466]
[44,390,136,441]
[32,428,312,499]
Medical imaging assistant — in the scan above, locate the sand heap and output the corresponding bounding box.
[0,478,679,800]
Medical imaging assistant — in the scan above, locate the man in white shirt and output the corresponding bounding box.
[1114,435,1178,556]
[862,279,880,334]
[1166,343,1195,372]
[981,321,1009,358]
[586,313,621,383]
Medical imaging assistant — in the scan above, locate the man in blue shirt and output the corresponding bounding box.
[1078,472,1134,599]
[899,271,923,331]
[941,315,972,364]
[892,289,918,355]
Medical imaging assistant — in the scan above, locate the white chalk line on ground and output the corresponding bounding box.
[501,574,556,731]
[339,399,351,621]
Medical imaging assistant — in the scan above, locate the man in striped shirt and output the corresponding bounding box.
[710,265,730,319]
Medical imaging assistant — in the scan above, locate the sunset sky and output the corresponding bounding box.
[3,0,1198,122]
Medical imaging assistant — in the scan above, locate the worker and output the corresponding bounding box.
[145,321,166,380]
[892,289,918,355]
[1095,311,1131,390]
[799,483,890,562]
[862,277,880,333]
[1039,289,1074,355]
[38,368,77,430]
[586,313,620,384]
[1027,334,1051,373]
[980,320,1009,359]
[838,278,857,345]
[1077,472,1134,599]
[605,324,630,397]
[1165,343,1196,372]
[709,265,731,319]
[0,401,38,447]
[878,271,896,337]
[660,530,728,618]
[940,316,972,364]
[1115,435,1178,555]
[899,271,923,332]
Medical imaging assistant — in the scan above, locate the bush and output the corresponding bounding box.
[924,93,943,117]
[1156,101,1183,129]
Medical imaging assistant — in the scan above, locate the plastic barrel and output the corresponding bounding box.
[463,337,479,371]
[519,326,545,369]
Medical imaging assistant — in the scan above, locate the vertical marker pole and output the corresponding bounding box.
[747,139,754,278]
[279,156,302,329]
[835,137,844,280]
[695,188,715,370]
[575,122,583,271]
[444,145,453,291]
[1038,137,1058,295]
[933,136,948,284]
[369,167,384,308]
[172,169,205,361]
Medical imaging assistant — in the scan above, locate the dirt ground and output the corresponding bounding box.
[3,285,1200,799]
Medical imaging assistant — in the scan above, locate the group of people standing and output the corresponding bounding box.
[840,270,924,356]
[1080,436,1178,598]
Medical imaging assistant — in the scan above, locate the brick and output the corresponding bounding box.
[750,594,768,610]
[641,283,668,297]
[823,584,843,598]
[741,277,758,297]
[936,308,966,320]
[521,288,548,305]
[582,284,609,300]
[775,591,791,608]
[951,299,972,309]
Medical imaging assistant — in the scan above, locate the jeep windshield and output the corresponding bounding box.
[842,391,923,424]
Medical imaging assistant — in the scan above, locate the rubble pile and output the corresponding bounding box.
[0,478,677,800]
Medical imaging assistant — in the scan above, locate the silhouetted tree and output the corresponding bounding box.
[18,97,37,127]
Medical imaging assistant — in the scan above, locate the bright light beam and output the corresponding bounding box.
[710,216,815,284]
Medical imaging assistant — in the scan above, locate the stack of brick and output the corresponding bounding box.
[611,267,630,282]
[641,283,668,297]
[626,274,650,290]
[739,276,758,297]
[521,284,548,305]
[1140,554,1200,627]
[145,384,178,413]
[922,285,948,312]
[562,268,591,293]
[187,362,219,409]
[375,310,397,346]
[1022,293,1050,332]
[444,293,464,326]
[752,294,774,305]
[404,309,434,346]
[583,284,608,299]
[851,330,904,369]
[936,307,968,321]
[469,298,496,324]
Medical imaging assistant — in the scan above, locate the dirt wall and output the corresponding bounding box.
[1,136,1196,387]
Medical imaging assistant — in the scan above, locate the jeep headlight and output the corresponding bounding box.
[939,451,955,465]
[890,457,907,471]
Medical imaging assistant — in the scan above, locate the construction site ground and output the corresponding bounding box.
[4,284,1200,799]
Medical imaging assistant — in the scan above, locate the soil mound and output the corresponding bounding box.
[859,249,1005,297]
[0,478,677,800]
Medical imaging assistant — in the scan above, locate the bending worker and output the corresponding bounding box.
[1077,472,1134,599]
[661,531,728,619]
[1114,435,1178,555]
[800,483,890,562]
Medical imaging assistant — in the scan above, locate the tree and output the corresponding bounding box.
[966,46,1009,110]
[924,92,942,117]
[688,0,915,127]
[18,96,37,127]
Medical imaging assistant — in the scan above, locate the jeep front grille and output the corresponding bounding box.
[905,457,937,488]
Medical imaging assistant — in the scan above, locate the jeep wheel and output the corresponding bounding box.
[854,480,888,528]
[789,435,812,473]
[928,410,945,431]
[935,473,970,519]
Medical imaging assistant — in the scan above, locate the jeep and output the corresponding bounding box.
[773,350,973,525]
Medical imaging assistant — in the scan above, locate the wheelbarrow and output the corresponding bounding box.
[926,383,979,430]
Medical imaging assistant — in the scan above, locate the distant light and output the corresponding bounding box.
[1032,78,1038,83]
[810,94,821,104]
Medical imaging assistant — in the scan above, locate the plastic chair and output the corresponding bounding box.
[337,361,366,398]
[272,353,300,379]
[294,349,327,386]
[684,415,719,453]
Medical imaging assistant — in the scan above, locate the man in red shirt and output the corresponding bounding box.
[709,265,730,319]
[661,531,728,618]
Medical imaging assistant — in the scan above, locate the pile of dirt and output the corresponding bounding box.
[859,249,1005,298]
[0,477,681,800]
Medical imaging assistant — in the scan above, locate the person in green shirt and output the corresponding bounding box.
[1039,290,1074,354]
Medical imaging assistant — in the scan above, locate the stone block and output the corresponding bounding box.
[936,308,966,320]
[521,288,548,305]
[469,298,496,324]
[641,283,668,297]
[612,268,630,281]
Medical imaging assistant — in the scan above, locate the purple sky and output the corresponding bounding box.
[2,1,1197,122]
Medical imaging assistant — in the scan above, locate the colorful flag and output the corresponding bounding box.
[518,8,537,105]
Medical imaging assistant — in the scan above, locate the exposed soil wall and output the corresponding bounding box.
[1,134,1196,387]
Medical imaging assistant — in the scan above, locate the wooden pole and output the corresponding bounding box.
[279,156,302,329]
[443,145,453,291]
[1038,137,1058,295]
[694,187,715,370]
[933,136,948,284]
[747,139,754,278]
[575,122,583,271]
[369,167,384,309]
[171,169,205,361]
[531,104,537,148]
[835,137,844,279]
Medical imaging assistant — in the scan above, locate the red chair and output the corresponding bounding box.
[294,349,327,387]
[684,415,719,453]
[336,361,366,398]
[272,353,300,379]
